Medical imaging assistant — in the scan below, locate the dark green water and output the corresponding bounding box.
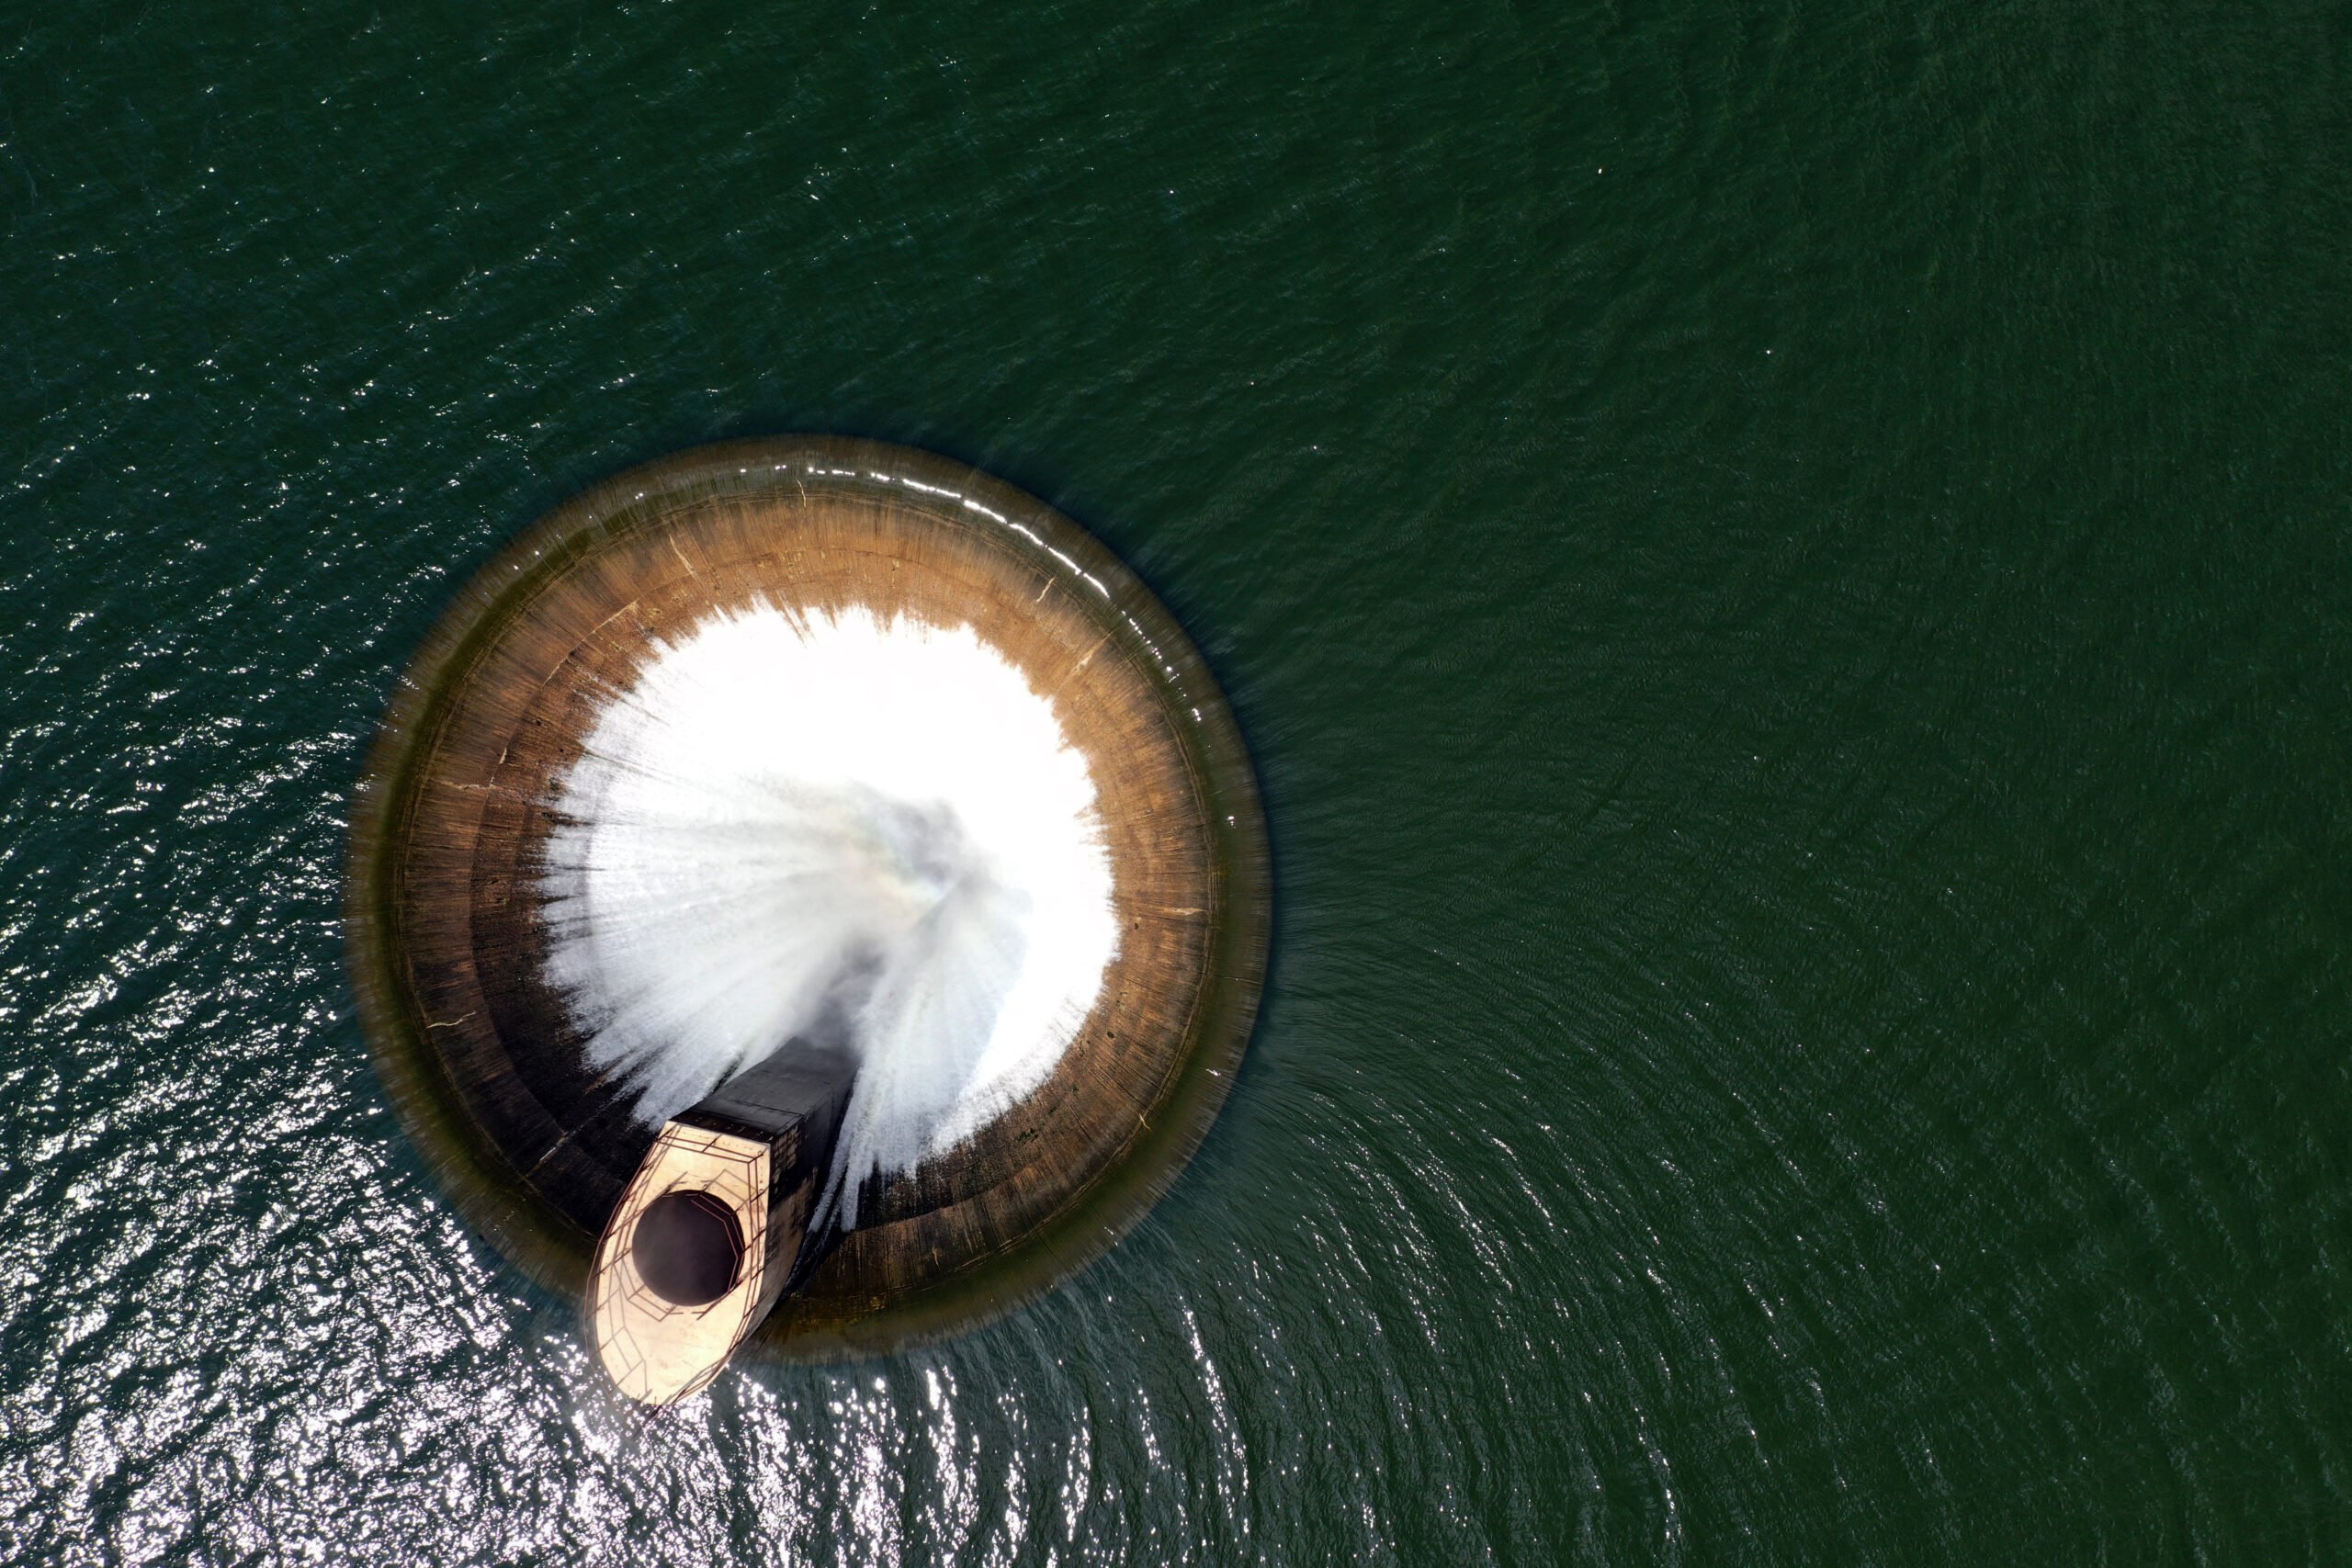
[3,3,2346,1561]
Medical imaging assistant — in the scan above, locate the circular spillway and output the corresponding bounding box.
[345,436,1270,1359]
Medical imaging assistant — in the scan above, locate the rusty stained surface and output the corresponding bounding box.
[351,440,1266,1356]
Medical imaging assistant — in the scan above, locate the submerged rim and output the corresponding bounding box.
[344,435,1271,1359]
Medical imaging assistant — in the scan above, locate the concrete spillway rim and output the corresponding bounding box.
[344,434,1272,1361]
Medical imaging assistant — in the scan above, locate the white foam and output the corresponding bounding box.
[538,604,1117,1227]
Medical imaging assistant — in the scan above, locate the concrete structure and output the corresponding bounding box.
[345,437,1270,1374]
[591,1045,855,1404]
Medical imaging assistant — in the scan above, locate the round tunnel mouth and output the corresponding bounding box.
[630,1190,744,1306]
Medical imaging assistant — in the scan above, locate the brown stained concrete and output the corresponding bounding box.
[347,438,1269,1359]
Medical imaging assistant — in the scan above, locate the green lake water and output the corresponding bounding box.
[2,3,2346,1561]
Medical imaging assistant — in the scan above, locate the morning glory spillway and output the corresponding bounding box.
[345,435,1270,1380]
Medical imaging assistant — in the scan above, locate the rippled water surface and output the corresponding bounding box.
[3,4,2347,1562]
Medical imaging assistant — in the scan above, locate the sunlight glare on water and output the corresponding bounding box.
[1,0,2346,1562]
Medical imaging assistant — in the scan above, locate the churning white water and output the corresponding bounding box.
[538,605,1118,1225]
